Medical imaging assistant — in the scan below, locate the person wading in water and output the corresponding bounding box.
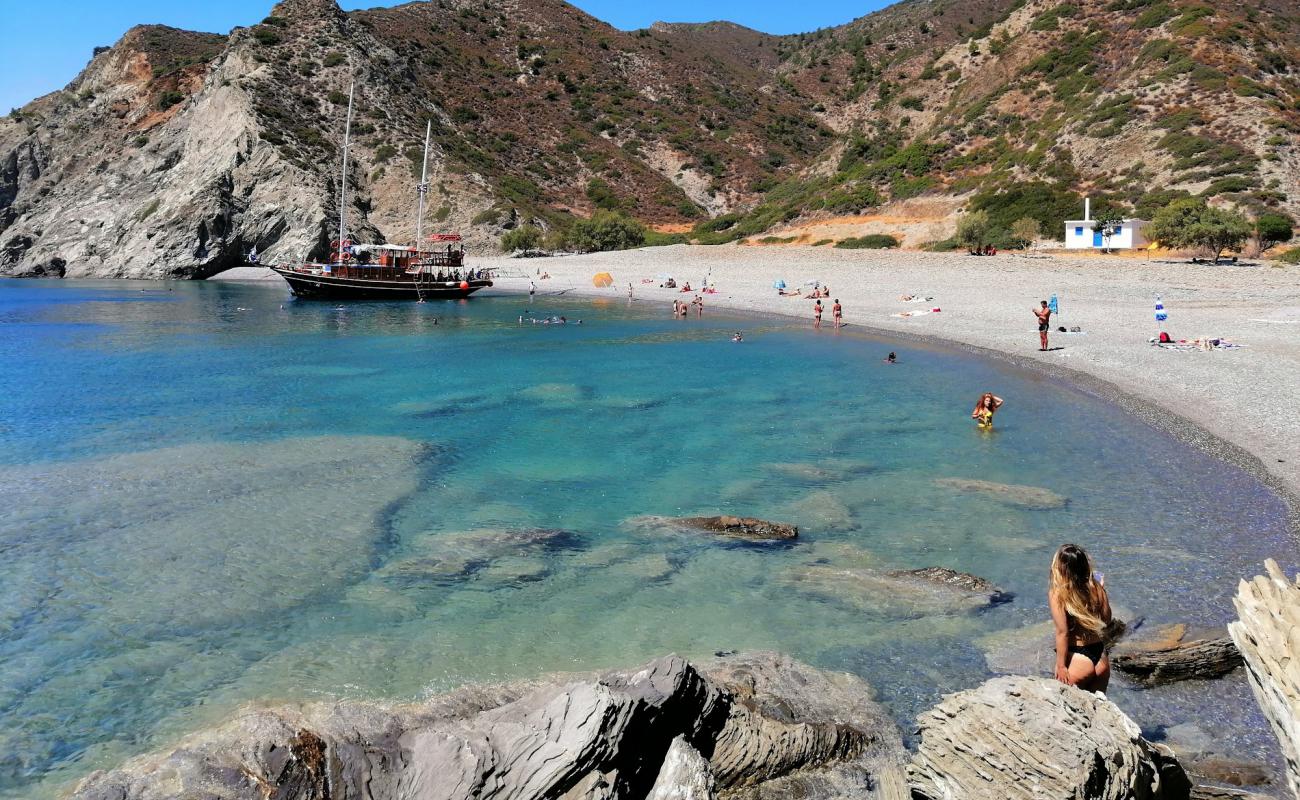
[1034,300,1052,351]
[1049,544,1113,693]
[970,392,1003,429]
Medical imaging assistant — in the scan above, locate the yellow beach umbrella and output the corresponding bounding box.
[593,272,614,287]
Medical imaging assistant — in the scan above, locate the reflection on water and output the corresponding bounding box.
[0,278,1294,797]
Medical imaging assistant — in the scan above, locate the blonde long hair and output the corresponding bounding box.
[1050,544,1107,636]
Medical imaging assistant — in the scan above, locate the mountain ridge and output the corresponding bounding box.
[1,0,1295,277]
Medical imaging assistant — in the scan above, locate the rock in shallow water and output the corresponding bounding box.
[908,676,1192,800]
[786,565,1009,618]
[69,652,908,800]
[626,515,798,542]
[933,477,1068,509]
[1111,624,1243,685]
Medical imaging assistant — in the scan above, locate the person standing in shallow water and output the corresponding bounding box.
[832,299,842,330]
[1049,544,1113,692]
[814,299,823,329]
[970,392,1003,429]
[1034,300,1052,351]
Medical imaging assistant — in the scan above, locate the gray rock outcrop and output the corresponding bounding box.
[1111,623,1243,685]
[626,515,799,542]
[786,565,1010,618]
[908,676,1191,800]
[70,652,908,800]
[1230,559,1300,800]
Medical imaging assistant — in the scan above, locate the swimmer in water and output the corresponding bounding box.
[885,351,897,364]
[732,331,743,342]
[971,392,1004,429]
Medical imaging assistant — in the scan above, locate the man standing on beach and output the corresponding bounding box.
[814,299,823,329]
[529,281,536,301]
[832,299,843,330]
[1034,300,1051,351]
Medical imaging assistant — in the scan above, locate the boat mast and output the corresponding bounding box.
[415,120,432,246]
[337,80,355,266]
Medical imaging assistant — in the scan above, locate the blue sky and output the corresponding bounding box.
[0,0,885,112]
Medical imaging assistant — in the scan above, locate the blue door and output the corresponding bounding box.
[1093,230,1104,246]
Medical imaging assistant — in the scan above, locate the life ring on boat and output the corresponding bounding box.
[459,280,469,290]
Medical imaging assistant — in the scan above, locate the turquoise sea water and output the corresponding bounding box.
[1,278,1294,797]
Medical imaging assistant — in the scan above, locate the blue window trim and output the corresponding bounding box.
[1075,227,1083,235]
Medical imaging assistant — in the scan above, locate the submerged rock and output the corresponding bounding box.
[885,567,1013,603]
[1111,624,1243,685]
[763,460,874,482]
[782,490,857,532]
[627,515,798,542]
[376,527,581,586]
[933,478,1068,509]
[786,565,1008,618]
[908,676,1192,800]
[69,652,908,800]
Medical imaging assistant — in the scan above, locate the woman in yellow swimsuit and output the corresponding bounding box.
[1049,543,1113,692]
[970,392,1003,428]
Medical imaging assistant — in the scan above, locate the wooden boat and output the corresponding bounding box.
[270,236,492,300]
[268,86,492,300]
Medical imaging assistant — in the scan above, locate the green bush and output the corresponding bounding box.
[157,90,185,110]
[252,28,282,46]
[373,144,397,163]
[899,96,924,111]
[812,239,833,246]
[586,178,622,211]
[1135,3,1177,28]
[835,234,900,249]
[568,212,646,253]
[969,182,1081,241]
[1146,198,1250,260]
[1255,212,1294,252]
[323,52,346,68]
[501,225,543,253]
[1275,248,1300,265]
[471,208,503,226]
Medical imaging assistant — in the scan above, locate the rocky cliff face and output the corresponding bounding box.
[1,0,1295,277]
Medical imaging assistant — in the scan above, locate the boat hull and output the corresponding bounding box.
[270,267,492,300]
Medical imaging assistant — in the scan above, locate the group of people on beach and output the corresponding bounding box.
[812,298,843,329]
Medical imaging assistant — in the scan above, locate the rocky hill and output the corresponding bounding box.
[0,0,1295,277]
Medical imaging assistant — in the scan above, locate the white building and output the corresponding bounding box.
[1063,198,1150,250]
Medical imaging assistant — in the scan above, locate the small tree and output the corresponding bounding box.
[500,224,542,255]
[1091,208,1125,253]
[568,212,646,253]
[1010,217,1042,250]
[955,209,993,252]
[1254,212,1294,256]
[1147,199,1250,262]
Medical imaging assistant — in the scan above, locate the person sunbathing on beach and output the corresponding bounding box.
[1049,544,1113,693]
[971,392,1003,429]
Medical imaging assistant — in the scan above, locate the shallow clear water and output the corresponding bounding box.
[1,279,1294,797]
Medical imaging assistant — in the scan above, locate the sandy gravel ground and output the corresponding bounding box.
[466,245,1300,501]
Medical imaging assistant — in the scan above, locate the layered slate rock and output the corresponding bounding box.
[1229,559,1300,800]
[908,676,1191,800]
[70,652,908,800]
[1111,623,1243,685]
[885,567,1013,604]
[627,515,798,542]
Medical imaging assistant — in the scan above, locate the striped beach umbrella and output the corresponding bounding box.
[1155,295,1168,326]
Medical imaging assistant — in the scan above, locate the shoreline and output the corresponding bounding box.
[465,245,1300,533]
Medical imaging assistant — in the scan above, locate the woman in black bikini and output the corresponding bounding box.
[1049,543,1112,692]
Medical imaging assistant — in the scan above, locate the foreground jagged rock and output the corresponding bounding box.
[908,676,1191,800]
[1230,559,1300,800]
[70,653,908,800]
